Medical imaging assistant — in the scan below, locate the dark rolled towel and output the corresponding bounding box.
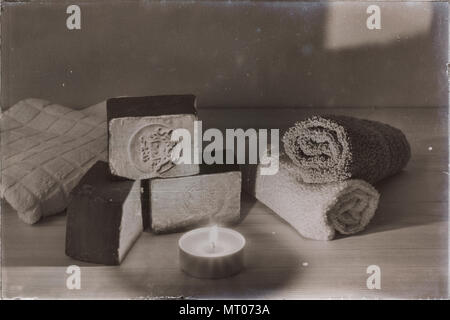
[282,115,411,184]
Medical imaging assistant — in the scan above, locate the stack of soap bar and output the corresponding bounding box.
[65,161,144,265]
[149,164,241,233]
[107,95,199,180]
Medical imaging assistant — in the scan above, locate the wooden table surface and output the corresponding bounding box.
[1,107,448,299]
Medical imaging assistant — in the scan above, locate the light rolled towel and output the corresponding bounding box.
[282,115,411,184]
[242,156,380,240]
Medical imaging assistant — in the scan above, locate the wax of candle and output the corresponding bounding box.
[181,227,244,257]
[178,226,245,279]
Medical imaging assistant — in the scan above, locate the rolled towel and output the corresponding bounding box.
[242,155,380,240]
[282,115,411,184]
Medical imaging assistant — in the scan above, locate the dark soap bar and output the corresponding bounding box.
[65,161,144,265]
[107,95,199,180]
[107,94,197,121]
[199,149,240,174]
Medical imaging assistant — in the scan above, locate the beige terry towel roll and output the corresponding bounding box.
[242,156,380,240]
[282,115,411,184]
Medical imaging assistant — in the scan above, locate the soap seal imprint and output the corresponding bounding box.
[128,123,180,174]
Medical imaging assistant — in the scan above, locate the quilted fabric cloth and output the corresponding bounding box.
[1,98,107,224]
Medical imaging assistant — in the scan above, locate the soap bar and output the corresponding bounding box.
[107,95,199,180]
[149,165,241,233]
[65,161,144,265]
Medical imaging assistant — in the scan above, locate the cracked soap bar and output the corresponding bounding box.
[65,161,144,265]
[107,95,199,180]
[149,164,242,233]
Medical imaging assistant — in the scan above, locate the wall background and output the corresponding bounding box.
[1,0,448,109]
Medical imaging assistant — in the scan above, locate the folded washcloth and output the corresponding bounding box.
[282,115,411,184]
[1,98,107,224]
[242,155,380,240]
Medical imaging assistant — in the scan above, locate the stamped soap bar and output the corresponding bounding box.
[65,161,144,265]
[107,95,199,180]
[149,164,242,233]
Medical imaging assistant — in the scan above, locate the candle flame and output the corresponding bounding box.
[209,225,218,251]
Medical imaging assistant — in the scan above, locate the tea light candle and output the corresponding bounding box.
[178,225,245,279]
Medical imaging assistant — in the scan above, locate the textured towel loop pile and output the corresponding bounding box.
[282,115,411,184]
[242,155,380,240]
[242,115,410,240]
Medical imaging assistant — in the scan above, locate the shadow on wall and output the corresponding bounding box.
[1,1,447,110]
